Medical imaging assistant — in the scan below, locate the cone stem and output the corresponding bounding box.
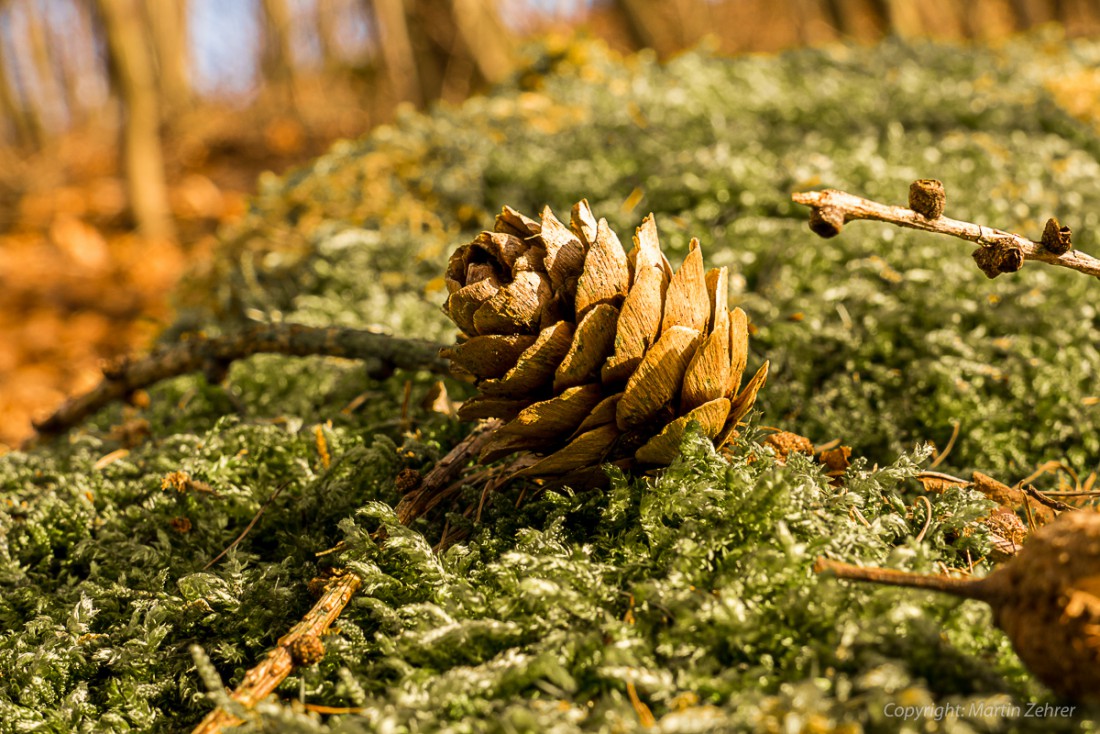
[814,557,993,601]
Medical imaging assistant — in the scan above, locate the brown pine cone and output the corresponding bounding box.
[817,509,1100,703]
[440,200,768,480]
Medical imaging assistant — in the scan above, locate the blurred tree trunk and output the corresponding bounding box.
[879,0,973,37]
[96,0,175,240]
[614,0,676,54]
[53,0,96,128]
[614,0,715,55]
[260,0,300,108]
[1057,0,1100,34]
[875,0,925,34]
[24,1,67,131]
[407,0,457,100]
[143,0,191,117]
[316,0,343,69]
[449,0,514,84]
[368,0,425,105]
[787,0,838,44]
[0,30,39,148]
[1009,0,1056,26]
[963,0,1018,38]
[367,0,514,105]
[822,0,887,39]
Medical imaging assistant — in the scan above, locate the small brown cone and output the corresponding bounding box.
[441,200,768,480]
[816,509,1100,703]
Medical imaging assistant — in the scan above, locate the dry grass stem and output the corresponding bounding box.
[928,420,960,469]
[202,484,287,571]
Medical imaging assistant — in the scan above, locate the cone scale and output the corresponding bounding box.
[440,200,768,480]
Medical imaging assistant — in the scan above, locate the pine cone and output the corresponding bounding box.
[817,509,1100,703]
[440,200,768,480]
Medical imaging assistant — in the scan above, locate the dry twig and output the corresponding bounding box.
[191,571,362,734]
[791,185,1100,279]
[191,420,496,733]
[1038,489,1100,498]
[395,419,502,525]
[814,557,979,594]
[202,484,287,571]
[1019,484,1076,513]
[31,323,448,442]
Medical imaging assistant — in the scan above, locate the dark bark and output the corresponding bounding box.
[31,323,450,440]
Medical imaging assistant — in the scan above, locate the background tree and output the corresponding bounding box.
[95,0,174,240]
[143,0,192,117]
[0,25,36,148]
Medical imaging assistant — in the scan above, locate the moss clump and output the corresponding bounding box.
[207,31,1100,479]
[3,32,1100,732]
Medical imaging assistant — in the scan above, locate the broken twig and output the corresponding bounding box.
[192,421,497,733]
[791,185,1100,279]
[31,323,448,442]
[190,571,361,734]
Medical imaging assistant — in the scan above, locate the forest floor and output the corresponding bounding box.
[5,35,1100,729]
[0,74,375,449]
[5,13,1100,452]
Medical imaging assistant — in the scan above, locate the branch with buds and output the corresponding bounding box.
[791,180,1100,280]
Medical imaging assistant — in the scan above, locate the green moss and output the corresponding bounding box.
[3,32,1100,732]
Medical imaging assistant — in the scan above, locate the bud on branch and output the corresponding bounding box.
[792,182,1100,280]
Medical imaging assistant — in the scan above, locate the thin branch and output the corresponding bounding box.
[191,421,496,733]
[395,419,502,525]
[30,323,449,441]
[1035,489,1100,498]
[190,571,361,734]
[791,186,1100,279]
[1019,484,1076,513]
[813,557,988,599]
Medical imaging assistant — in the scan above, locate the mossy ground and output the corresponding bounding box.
[2,32,1099,732]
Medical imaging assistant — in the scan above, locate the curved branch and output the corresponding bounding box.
[32,323,449,440]
[791,187,1100,279]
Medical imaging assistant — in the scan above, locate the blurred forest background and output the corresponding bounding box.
[1,0,1099,450]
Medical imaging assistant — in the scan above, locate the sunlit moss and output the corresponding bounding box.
[2,33,1100,732]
